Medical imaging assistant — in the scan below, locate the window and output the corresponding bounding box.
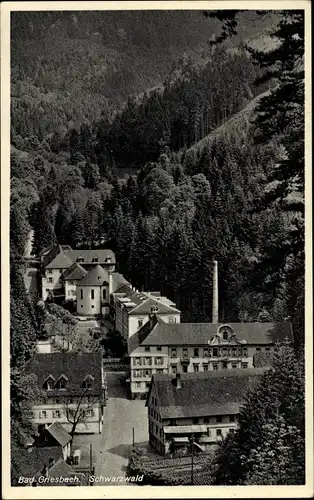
[208,430,212,437]
[134,370,141,378]
[168,317,175,324]
[145,357,151,366]
[213,364,218,371]
[85,409,94,417]
[145,382,150,389]
[103,289,106,300]
[156,357,162,365]
[157,346,162,352]
[83,375,94,389]
[39,411,47,419]
[138,319,143,328]
[223,331,228,341]
[44,376,55,391]
[91,305,94,309]
[242,362,248,369]
[232,364,237,369]
[71,290,76,296]
[213,348,218,357]
[216,429,222,436]
[48,278,53,283]
[145,347,150,352]
[183,365,188,373]
[91,289,95,300]
[157,369,163,374]
[256,347,261,352]
[223,361,228,369]
[170,419,176,426]
[230,415,235,422]
[203,364,208,371]
[92,257,99,263]
[232,347,237,355]
[193,364,199,372]
[136,382,141,388]
[57,376,67,390]
[80,289,83,300]
[145,370,150,377]
[192,418,199,424]
[243,348,248,357]
[81,305,83,308]
[171,348,177,357]
[194,348,199,357]
[223,347,228,354]
[216,416,222,423]
[265,347,270,351]
[48,269,53,274]
[171,365,177,374]
[52,410,61,418]
[182,348,188,358]
[77,257,84,263]
[45,289,49,293]
[204,417,209,424]
[203,347,209,357]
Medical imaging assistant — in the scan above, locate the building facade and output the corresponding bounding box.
[146,370,265,455]
[129,319,292,399]
[24,352,106,435]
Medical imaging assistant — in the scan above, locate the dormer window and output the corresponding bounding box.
[57,374,68,390]
[223,331,228,341]
[105,257,112,263]
[92,257,99,263]
[83,375,94,389]
[43,375,55,391]
[76,257,84,263]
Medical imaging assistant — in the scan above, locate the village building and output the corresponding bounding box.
[23,351,106,434]
[40,245,115,302]
[33,422,72,461]
[111,284,181,341]
[146,369,265,455]
[128,315,292,399]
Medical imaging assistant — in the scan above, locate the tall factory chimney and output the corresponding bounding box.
[212,260,219,324]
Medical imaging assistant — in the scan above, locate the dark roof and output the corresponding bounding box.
[23,352,103,398]
[149,369,265,419]
[47,458,86,485]
[141,322,292,346]
[62,263,87,281]
[64,249,116,265]
[46,422,71,447]
[111,272,131,293]
[11,447,62,485]
[78,264,109,286]
[128,315,164,354]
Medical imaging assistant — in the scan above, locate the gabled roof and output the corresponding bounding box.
[140,322,292,346]
[128,297,180,315]
[148,369,265,419]
[46,252,73,270]
[62,262,87,281]
[23,351,103,398]
[111,272,132,293]
[78,265,109,286]
[64,249,116,265]
[11,447,62,485]
[46,422,71,447]
[128,315,165,354]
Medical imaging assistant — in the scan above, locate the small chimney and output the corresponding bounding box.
[212,260,219,324]
[175,373,182,389]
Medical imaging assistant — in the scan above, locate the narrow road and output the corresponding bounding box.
[94,372,148,485]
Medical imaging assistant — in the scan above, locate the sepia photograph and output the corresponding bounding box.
[1,1,312,498]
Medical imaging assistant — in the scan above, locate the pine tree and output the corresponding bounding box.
[212,340,305,485]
